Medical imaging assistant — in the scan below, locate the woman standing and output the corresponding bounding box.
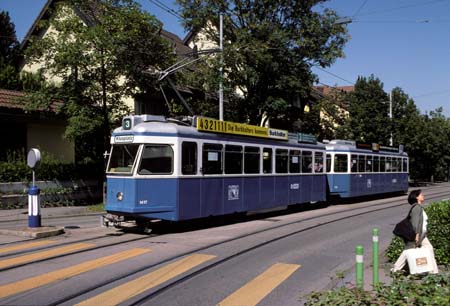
[392,189,439,274]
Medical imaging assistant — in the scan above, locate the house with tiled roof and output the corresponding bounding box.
[1,0,193,162]
[19,0,192,115]
[313,85,353,132]
[0,89,73,162]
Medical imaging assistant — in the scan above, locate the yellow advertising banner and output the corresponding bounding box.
[196,117,288,140]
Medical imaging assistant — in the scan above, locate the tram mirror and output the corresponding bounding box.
[27,148,41,169]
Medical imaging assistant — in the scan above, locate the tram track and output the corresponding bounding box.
[0,234,153,272]
[44,185,450,305]
[127,187,450,305]
[0,185,448,304]
[1,186,447,261]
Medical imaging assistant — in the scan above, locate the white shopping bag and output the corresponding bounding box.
[405,247,433,274]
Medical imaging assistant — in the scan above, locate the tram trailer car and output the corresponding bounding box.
[325,140,409,198]
[104,115,327,225]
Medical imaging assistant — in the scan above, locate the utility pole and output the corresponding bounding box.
[389,90,393,146]
[219,13,224,121]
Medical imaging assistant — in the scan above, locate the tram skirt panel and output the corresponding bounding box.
[243,177,260,211]
[223,177,244,214]
[178,178,201,220]
[201,178,223,217]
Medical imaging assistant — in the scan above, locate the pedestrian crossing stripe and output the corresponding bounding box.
[0,248,151,299]
[0,240,56,254]
[217,263,300,306]
[75,253,216,306]
[0,243,95,269]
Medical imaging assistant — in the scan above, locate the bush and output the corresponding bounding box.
[386,200,450,266]
[305,273,450,305]
[0,150,103,183]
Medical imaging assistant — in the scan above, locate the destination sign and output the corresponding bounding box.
[298,133,317,144]
[196,117,288,140]
[114,135,134,143]
[356,141,400,153]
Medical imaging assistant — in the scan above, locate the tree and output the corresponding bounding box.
[177,0,349,128]
[315,88,350,141]
[416,109,450,181]
[0,11,21,89]
[24,0,175,162]
[336,75,390,144]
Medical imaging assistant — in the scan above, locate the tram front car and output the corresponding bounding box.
[104,115,179,227]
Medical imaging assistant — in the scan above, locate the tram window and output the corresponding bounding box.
[326,154,332,173]
[182,142,197,175]
[263,148,272,174]
[138,145,173,175]
[314,152,324,173]
[391,157,398,172]
[351,155,358,173]
[225,145,243,174]
[276,149,288,173]
[380,156,386,172]
[244,146,260,174]
[403,158,408,172]
[107,144,140,174]
[396,158,402,172]
[289,150,300,173]
[385,157,392,172]
[366,156,372,173]
[358,155,365,172]
[202,143,223,174]
[373,156,380,172]
[334,154,348,173]
[302,151,313,173]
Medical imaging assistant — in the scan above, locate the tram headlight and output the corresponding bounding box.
[116,192,124,201]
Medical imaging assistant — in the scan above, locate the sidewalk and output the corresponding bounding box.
[0,206,103,221]
[0,206,104,238]
[335,255,392,291]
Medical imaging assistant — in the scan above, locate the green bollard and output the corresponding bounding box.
[373,228,379,285]
[356,245,364,289]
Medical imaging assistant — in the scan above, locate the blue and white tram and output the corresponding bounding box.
[104,115,327,224]
[325,140,409,198]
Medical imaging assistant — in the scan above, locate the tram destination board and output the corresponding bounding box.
[196,117,288,140]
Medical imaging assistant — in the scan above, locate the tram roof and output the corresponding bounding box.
[325,142,408,156]
[112,119,326,150]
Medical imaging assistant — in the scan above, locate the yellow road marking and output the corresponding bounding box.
[0,248,150,299]
[0,243,95,269]
[217,263,300,306]
[76,253,216,306]
[0,240,56,254]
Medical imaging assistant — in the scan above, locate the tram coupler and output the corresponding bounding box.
[101,214,124,228]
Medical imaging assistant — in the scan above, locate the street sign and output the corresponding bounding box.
[27,148,41,169]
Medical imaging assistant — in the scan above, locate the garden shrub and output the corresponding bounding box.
[305,273,450,306]
[386,200,450,266]
[0,150,103,183]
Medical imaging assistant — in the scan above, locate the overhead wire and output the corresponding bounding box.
[352,0,370,18]
[313,66,354,85]
[412,89,450,99]
[153,0,183,18]
[356,0,449,17]
[147,0,183,20]
[353,19,450,23]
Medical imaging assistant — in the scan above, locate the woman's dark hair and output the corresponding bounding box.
[408,189,422,204]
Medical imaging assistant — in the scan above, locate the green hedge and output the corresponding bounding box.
[305,273,450,305]
[386,200,450,266]
[0,151,104,183]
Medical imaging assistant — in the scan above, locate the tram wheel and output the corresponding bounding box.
[135,219,152,234]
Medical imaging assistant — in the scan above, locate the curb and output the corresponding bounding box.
[0,227,65,238]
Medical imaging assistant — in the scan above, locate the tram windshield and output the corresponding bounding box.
[107,144,140,174]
